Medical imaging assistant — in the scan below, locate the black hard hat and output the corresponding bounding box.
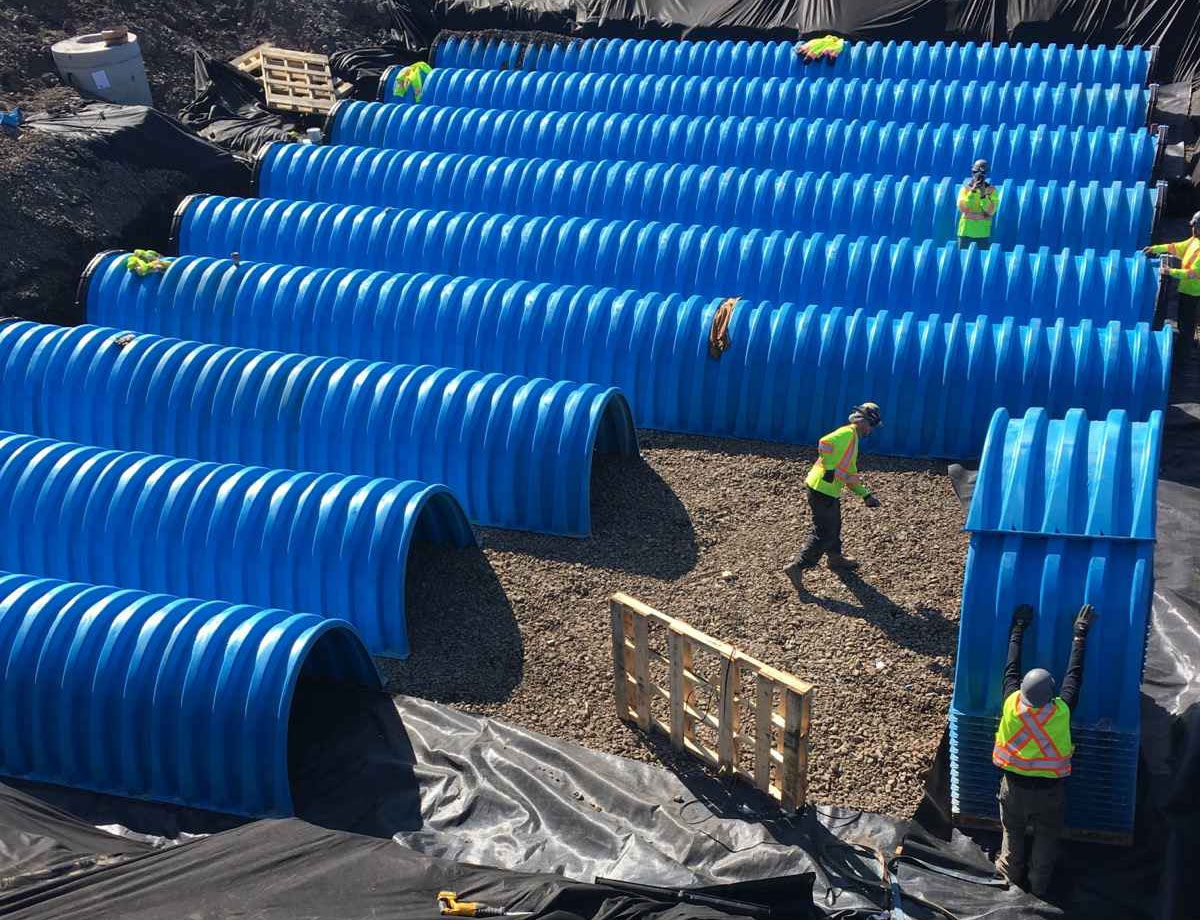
[971,159,989,174]
[850,402,883,427]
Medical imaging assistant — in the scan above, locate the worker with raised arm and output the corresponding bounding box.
[784,403,882,586]
[993,603,1096,898]
[957,159,1000,250]
[1143,211,1200,353]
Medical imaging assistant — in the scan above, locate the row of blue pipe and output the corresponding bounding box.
[84,253,1173,460]
[0,430,473,657]
[0,321,638,538]
[381,69,1151,132]
[431,36,1152,87]
[949,408,1159,834]
[327,102,1159,184]
[0,570,380,816]
[173,196,1158,326]
[256,144,1160,253]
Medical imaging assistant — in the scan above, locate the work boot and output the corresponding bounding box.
[826,553,860,570]
[783,560,815,592]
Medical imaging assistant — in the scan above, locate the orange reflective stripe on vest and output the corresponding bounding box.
[992,692,1073,778]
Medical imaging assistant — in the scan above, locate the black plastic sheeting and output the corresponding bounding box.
[21,101,245,191]
[177,52,299,154]
[381,0,1200,84]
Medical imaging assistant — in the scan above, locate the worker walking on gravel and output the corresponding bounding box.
[1143,211,1200,353]
[957,159,1000,250]
[993,603,1096,898]
[784,403,882,585]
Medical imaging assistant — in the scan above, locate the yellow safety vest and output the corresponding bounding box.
[956,185,1000,239]
[992,691,1074,779]
[1147,236,1200,297]
[806,425,870,499]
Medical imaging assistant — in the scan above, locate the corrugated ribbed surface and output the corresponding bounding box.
[0,430,473,656]
[965,407,1159,539]
[949,407,1160,836]
[0,571,379,816]
[258,144,1157,252]
[175,197,1157,325]
[0,321,638,537]
[431,37,1151,87]
[388,70,1148,131]
[86,254,1172,459]
[327,104,1157,183]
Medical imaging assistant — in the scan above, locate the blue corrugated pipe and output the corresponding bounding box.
[0,570,379,816]
[256,143,1160,253]
[431,36,1152,87]
[84,254,1173,460]
[0,430,473,657]
[325,103,1159,184]
[947,407,1160,837]
[379,69,1150,132]
[0,321,638,537]
[173,197,1159,326]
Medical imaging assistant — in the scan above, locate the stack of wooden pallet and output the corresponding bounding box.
[230,43,352,115]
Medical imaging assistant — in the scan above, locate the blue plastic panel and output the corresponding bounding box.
[948,408,1161,837]
[328,104,1157,184]
[175,197,1158,326]
[431,37,1151,87]
[387,69,1149,131]
[86,254,1173,459]
[0,430,472,656]
[0,321,638,537]
[965,408,1159,539]
[0,571,379,816]
[258,144,1158,253]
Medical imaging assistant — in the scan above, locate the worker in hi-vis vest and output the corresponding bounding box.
[784,403,882,586]
[1143,211,1200,352]
[957,159,1000,250]
[993,603,1095,897]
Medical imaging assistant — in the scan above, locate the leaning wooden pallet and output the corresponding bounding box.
[610,592,814,811]
[228,44,346,114]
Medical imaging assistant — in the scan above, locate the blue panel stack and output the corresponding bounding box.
[255,143,1159,252]
[430,36,1152,87]
[377,69,1150,131]
[951,407,1160,837]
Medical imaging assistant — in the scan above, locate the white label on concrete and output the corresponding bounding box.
[92,69,110,89]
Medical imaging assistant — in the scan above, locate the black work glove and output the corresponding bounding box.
[1012,604,1034,630]
[822,468,836,483]
[863,494,880,509]
[1073,604,1096,638]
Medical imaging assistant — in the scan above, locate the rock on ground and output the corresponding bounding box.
[385,432,967,819]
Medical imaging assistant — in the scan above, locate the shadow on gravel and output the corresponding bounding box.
[480,453,699,579]
[794,569,957,655]
[379,542,523,704]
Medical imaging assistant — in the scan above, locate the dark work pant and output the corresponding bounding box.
[1179,294,1199,350]
[958,235,990,250]
[997,773,1065,896]
[794,487,842,565]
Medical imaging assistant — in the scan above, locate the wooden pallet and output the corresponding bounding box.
[610,592,813,811]
[229,44,342,113]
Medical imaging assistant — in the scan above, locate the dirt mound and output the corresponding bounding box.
[0,0,395,114]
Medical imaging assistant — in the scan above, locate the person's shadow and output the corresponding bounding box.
[792,567,957,655]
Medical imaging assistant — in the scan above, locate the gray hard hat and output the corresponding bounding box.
[849,401,883,427]
[971,159,989,175]
[1190,211,1200,227]
[1020,668,1055,708]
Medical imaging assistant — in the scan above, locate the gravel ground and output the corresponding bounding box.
[385,432,967,818]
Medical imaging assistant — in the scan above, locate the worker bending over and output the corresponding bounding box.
[784,403,881,585]
[1143,211,1200,353]
[994,603,1095,897]
[957,159,1000,250]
